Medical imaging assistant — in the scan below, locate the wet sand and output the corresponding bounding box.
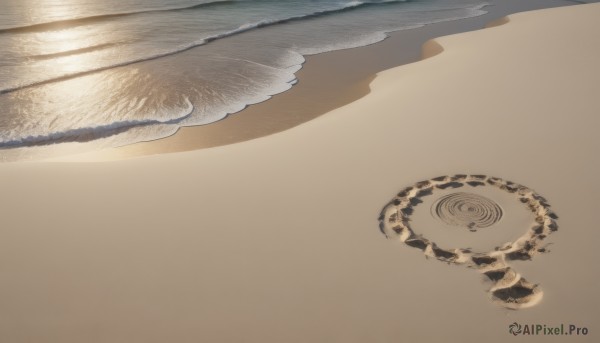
[71,0,588,161]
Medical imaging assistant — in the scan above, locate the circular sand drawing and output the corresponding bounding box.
[431,192,503,231]
[378,174,559,310]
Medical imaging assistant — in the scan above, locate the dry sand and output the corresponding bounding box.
[1,3,599,342]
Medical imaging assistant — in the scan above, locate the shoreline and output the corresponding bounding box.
[66,0,588,162]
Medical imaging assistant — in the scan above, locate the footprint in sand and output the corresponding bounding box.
[378,174,558,310]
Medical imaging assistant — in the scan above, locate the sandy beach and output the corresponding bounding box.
[1,2,599,342]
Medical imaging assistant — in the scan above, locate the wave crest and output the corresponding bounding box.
[0,0,234,34]
[0,98,193,148]
[0,0,407,95]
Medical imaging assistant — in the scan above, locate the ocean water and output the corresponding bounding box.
[0,0,487,160]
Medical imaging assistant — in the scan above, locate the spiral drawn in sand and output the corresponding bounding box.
[378,174,559,310]
[431,192,503,231]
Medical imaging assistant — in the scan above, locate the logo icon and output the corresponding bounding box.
[509,322,522,336]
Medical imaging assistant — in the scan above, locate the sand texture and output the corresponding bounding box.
[1,3,599,342]
[379,174,558,310]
